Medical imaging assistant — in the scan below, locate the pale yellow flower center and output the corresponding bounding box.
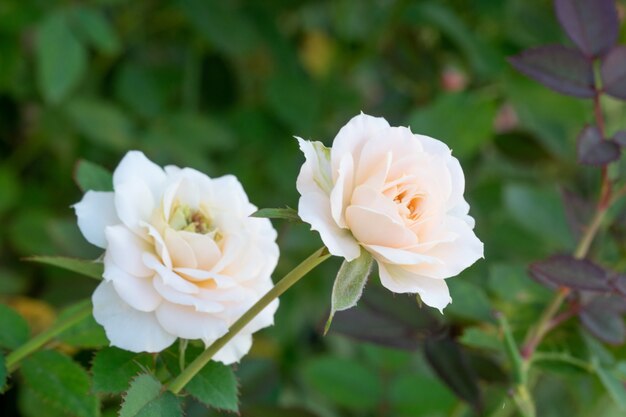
[169,204,216,236]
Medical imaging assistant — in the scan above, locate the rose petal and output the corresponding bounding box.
[296,137,334,195]
[113,151,166,198]
[179,231,221,270]
[164,228,197,269]
[92,281,176,352]
[104,254,162,312]
[378,263,452,312]
[331,113,390,172]
[105,225,154,277]
[73,191,119,248]
[155,302,228,341]
[365,244,438,266]
[351,185,403,224]
[211,333,253,365]
[152,275,224,313]
[143,253,199,294]
[114,179,155,233]
[330,154,354,228]
[345,205,417,248]
[409,216,483,279]
[298,191,360,261]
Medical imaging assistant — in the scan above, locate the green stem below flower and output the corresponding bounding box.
[5,299,92,372]
[167,246,331,394]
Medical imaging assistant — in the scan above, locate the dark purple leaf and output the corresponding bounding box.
[577,125,620,166]
[555,0,619,57]
[560,188,593,240]
[424,338,483,412]
[529,254,611,291]
[509,45,595,98]
[580,295,626,345]
[328,287,444,349]
[613,130,626,147]
[601,47,626,100]
[609,273,626,297]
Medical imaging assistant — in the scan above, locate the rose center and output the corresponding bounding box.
[394,190,425,221]
[169,204,216,235]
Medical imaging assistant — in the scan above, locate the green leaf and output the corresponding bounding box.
[57,303,107,349]
[65,98,134,150]
[0,303,29,349]
[185,361,239,412]
[251,207,301,223]
[504,184,571,249]
[325,248,373,334]
[26,256,103,280]
[0,351,7,392]
[18,385,68,417]
[302,356,382,411]
[594,358,626,410]
[406,92,496,159]
[459,327,503,352]
[74,160,113,192]
[389,374,456,416]
[71,7,120,55]
[120,374,183,417]
[92,348,153,395]
[21,350,99,417]
[446,280,493,323]
[35,12,87,103]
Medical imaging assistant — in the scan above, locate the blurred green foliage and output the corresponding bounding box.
[1,0,626,416]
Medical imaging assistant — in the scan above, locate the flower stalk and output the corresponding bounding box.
[167,246,331,394]
[5,299,92,372]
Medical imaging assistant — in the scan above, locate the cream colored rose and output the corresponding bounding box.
[296,113,483,311]
[74,151,279,364]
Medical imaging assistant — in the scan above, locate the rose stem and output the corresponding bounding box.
[5,299,92,372]
[167,246,331,394]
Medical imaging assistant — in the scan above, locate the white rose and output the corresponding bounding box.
[74,151,279,364]
[296,113,483,311]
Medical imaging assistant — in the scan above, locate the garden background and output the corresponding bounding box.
[1,0,625,416]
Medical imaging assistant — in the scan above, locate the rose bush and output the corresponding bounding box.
[297,113,483,311]
[74,151,279,364]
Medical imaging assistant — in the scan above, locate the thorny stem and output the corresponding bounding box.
[167,247,331,394]
[5,299,92,372]
[509,80,622,417]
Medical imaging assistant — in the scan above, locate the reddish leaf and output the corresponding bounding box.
[560,188,593,240]
[577,125,620,166]
[424,338,483,412]
[328,287,444,349]
[529,254,611,291]
[613,130,626,147]
[555,0,618,57]
[509,45,594,98]
[580,295,626,345]
[601,47,626,100]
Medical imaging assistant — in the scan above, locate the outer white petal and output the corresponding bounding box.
[103,254,162,312]
[412,216,483,279]
[155,302,228,341]
[378,263,451,312]
[331,113,390,172]
[365,245,438,266]
[296,138,333,195]
[298,192,360,261]
[105,225,153,277]
[329,154,354,228]
[92,281,176,352]
[211,175,255,216]
[211,333,253,365]
[114,179,155,232]
[113,151,166,198]
[73,191,119,248]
